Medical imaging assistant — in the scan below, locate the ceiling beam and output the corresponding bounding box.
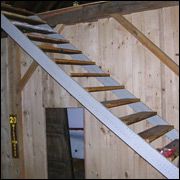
[38,1,179,26]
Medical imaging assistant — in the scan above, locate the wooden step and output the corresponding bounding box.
[2,11,46,25]
[71,73,110,77]
[138,125,174,143]
[54,58,95,65]
[38,45,82,54]
[84,85,125,92]
[120,111,157,125]
[1,3,34,16]
[102,98,140,108]
[27,33,70,44]
[159,139,179,161]
[13,21,55,34]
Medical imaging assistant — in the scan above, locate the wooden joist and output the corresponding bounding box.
[102,98,140,108]
[38,44,82,54]
[13,21,55,34]
[27,33,70,44]
[1,3,34,16]
[84,85,125,92]
[71,73,110,77]
[120,111,157,125]
[139,125,174,143]
[112,14,179,76]
[2,11,46,25]
[160,139,179,161]
[54,58,95,65]
[38,1,179,26]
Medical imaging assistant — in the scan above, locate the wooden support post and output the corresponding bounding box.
[112,14,179,76]
[19,61,38,91]
[8,38,25,178]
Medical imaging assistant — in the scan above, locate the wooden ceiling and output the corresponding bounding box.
[2,1,98,13]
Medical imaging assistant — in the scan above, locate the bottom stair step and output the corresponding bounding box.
[157,139,179,161]
[120,111,157,125]
[138,125,174,143]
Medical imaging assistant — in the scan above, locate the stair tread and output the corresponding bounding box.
[84,85,125,92]
[2,11,45,25]
[102,98,140,108]
[38,44,82,54]
[71,73,110,77]
[13,21,55,34]
[54,58,95,65]
[120,111,157,125]
[1,3,34,16]
[161,139,179,161]
[27,33,69,44]
[139,125,174,143]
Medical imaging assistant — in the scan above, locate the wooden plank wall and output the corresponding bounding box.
[1,6,179,179]
[55,6,179,179]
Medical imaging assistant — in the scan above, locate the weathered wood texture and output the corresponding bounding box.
[19,61,38,91]
[56,6,179,179]
[112,13,179,76]
[38,1,179,26]
[1,37,25,179]
[46,108,73,179]
[1,3,34,16]
[21,58,47,178]
[2,11,45,25]
[1,39,47,178]
[1,6,179,179]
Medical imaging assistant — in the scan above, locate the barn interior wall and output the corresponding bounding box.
[1,6,179,179]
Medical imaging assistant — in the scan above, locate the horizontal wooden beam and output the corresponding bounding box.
[38,1,179,26]
[112,14,179,76]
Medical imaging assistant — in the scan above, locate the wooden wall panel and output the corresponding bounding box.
[1,38,13,179]
[1,6,178,179]
[1,38,25,179]
[58,6,179,179]
[20,51,47,178]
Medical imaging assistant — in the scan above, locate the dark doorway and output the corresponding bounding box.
[46,108,85,179]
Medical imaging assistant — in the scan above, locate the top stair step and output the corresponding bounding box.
[1,3,34,16]
[13,21,55,34]
[139,125,174,143]
[27,33,70,44]
[2,11,46,25]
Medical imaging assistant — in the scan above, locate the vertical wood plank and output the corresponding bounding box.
[8,37,25,178]
[21,57,47,178]
[1,38,13,179]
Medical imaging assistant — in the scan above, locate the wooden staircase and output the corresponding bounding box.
[1,5,179,179]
